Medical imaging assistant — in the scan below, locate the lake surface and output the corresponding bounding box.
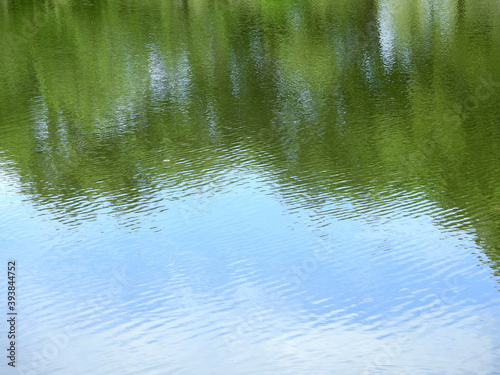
[1,0,500,374]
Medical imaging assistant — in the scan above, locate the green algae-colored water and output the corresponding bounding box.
[1,1,500,373]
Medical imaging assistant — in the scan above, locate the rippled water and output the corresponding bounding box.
[1,0,500,374]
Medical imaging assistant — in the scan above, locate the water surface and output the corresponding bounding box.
[1,0,500,374]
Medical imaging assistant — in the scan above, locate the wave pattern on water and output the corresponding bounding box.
[1,0,500,374]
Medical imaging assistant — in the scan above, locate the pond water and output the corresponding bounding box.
[1,0,500,374]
